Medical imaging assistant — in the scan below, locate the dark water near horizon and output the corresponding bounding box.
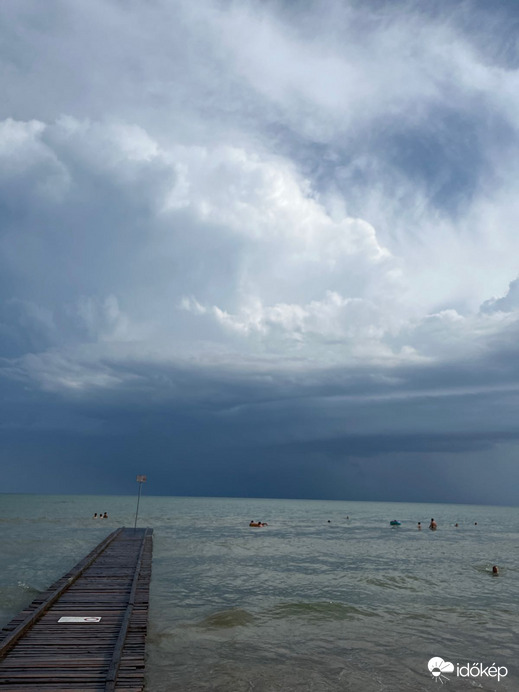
[1,494,518,691]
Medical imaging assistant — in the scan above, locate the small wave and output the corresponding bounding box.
[17,581,39,593]
[268,601,377,621]
[0,583,40,609]
[362,575,421,591]
[198,608,255,629]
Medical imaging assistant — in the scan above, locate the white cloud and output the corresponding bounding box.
[0,118,70,201]
[1,106,518,383]
[481,277,519,315]
[1,0,519,401]
[77,294,132,343]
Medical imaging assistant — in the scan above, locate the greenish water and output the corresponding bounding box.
[1,494,518,690]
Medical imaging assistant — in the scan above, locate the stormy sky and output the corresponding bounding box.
[2,0,519,504]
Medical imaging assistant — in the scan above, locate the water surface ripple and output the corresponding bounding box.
[1,495,517,691]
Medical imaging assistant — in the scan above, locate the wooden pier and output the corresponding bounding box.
[0,527,153,691]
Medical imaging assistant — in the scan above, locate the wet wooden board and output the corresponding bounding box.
[0,528,153,691]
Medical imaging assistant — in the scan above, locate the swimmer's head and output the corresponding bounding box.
[492,565,499,574]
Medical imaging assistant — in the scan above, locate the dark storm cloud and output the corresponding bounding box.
[2,0,519,502]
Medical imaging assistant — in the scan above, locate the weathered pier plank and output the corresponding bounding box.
[0,528,153,691]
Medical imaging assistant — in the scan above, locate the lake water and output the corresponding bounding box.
[1,494,518,690]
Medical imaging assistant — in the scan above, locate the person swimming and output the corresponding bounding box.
[492,565,499,575]
[249,521,263,527]
[93,513,98,519]
[417,522,422,530]
[429,518,437,530]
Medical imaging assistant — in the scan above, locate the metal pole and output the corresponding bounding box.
[134,481,143,530]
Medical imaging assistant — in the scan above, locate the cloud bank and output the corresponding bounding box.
[2,0,519,503]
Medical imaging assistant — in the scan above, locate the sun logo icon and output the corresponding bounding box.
[428,657,455,683]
